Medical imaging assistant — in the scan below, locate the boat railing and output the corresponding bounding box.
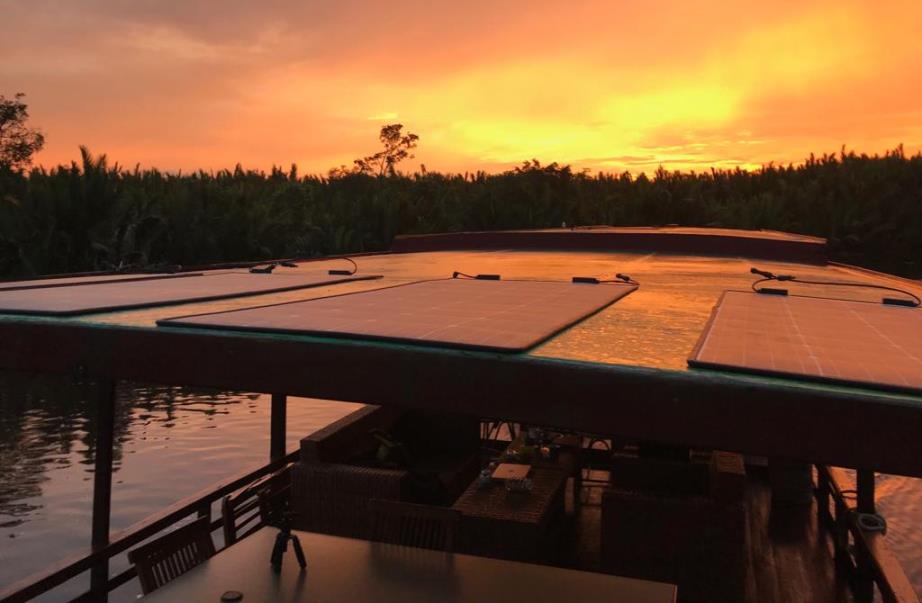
[0,450,299,603]
[815,465,919,603]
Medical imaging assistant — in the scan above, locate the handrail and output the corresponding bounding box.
[815,465,919,603]
[0,450,298,603]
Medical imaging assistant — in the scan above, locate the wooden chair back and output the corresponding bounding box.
[127,516,216,594]
[222,465,291,546]
[368,498,460,552]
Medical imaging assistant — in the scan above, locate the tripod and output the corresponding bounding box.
[270,512,307,574]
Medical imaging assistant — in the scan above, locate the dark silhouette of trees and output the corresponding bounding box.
[0,146,920,278]
[353,124,419,176]
[0,93,45,171]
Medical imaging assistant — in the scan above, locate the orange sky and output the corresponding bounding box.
[3,0,921,174]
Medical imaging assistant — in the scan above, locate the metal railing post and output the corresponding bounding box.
[90,379,117,601]
[856,470,875,514]
[270,394,287,462]
[854,469,877,602]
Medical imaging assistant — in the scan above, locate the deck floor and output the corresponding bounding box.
[551,468,855,603]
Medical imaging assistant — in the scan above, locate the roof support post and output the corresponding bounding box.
[854,469,877,602]
[856,469,875,514]
[270,394,286,462]
[90,379,116,601]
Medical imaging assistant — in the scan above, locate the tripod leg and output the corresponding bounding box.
[271,531,285,574]
[291,535,307,569]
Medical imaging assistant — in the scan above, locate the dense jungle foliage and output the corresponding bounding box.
[0,146,920,278]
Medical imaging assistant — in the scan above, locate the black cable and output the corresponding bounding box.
[576,274,639,285]
[750,267,921,307]
[328,257,358,275]
[452,271,476,279]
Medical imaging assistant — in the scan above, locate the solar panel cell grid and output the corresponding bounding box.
[0,273,379,316]
[159,278,637,352]
[690,291,922,393]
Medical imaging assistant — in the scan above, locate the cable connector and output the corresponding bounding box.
[452,271,501,280]
[883,297,917,307]
[750,267,794,281]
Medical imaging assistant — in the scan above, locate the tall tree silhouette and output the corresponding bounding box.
[354,124,418,177]
[0,93,45,171]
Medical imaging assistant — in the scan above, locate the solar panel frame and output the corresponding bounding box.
[157,278,638,352]
[689,290,922,395]
[0,272,204,292]
[0,273,382,316]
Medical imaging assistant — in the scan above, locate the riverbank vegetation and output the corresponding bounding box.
[1,146,920,278]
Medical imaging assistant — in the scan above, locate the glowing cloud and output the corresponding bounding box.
[2,0,920,173]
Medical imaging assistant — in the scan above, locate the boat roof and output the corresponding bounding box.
[2,228,921,476]
[22,248,912,371]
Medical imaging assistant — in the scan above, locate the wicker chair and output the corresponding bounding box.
[128,516,216,594]
[369,498,460,552]
[293,461,410,538]
[291,405,480,539]
[221,465,292,546]
[601,451,748,603]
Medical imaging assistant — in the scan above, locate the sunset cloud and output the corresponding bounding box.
[2,0,920,173]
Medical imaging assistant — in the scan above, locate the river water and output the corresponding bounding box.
[0,372,362,601]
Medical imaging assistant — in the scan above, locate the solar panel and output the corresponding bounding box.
[158,278,637,352]
[0,272,203,292]
[0,273,380,316]
[689,290,922,393]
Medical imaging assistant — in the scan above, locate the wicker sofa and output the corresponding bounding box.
[291,405,480,539]
[601,450,748,603]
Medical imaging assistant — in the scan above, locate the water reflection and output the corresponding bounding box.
[0,370,362,600]
[0,373,257,522]
[0,374,91,523]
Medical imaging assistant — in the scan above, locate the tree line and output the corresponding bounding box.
[1,145,920,278]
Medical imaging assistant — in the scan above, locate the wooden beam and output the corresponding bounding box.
[90,379,116,601]
[2,319,922,477]
[850,514,921,603]
[823,467,919,603]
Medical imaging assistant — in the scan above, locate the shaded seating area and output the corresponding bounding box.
[120,415,888,603]
[290,405,481,539]
[601,448,748,602]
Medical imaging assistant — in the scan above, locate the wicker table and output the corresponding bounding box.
[504,432,582,510]
[452,466,567,560]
